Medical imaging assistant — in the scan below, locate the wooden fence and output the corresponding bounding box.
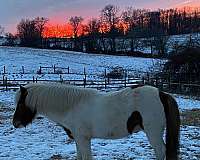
[1,75,200,96]
[1,65,107,75]
[1,65,73,75]
[0,65,199,96]
[143,75,200,96]
[0,65,144,91]
[0,65,142,77]
[0,77,143,91]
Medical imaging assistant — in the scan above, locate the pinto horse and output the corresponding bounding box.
[13,83,180,160]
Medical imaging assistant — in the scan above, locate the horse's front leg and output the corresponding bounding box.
[75,142,82,160]
[75,137,92,160]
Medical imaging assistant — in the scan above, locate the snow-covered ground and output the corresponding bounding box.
[0,47,158,73]
[0,47,199,160]
[0,47,161,81]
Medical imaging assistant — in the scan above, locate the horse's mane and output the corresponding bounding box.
[15,83,99,113]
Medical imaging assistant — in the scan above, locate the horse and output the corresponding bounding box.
[13,83,180,160]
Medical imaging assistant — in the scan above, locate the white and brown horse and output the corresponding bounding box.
[13,83,180,160]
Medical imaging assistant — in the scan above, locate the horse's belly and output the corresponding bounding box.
[90,100,133,139]
[92,124,129,139]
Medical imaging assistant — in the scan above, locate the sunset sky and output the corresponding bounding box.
[0,0,200,33]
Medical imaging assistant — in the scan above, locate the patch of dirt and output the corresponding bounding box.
[50,154,71,160]
[181,109,200,127]
[50,154,63,160]
[0,106,14,124]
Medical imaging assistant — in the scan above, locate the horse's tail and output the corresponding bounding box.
[159,91,180,160]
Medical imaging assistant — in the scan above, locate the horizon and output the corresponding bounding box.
[0,0,200,34]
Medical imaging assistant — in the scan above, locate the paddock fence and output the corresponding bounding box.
[0,65,144,91]
[0,65,199,96]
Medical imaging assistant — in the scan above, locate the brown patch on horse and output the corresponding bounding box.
[159,91,180,160]
[130,84,144,90]
[62,127,74,139]
[13,86,37,128]
[127,111,144,134]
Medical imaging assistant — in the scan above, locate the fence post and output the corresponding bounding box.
[39,66,42,74]
[54,65,56,74]
[105,78,107,89]
[3,75,5,85]
[60,75,63,83]
[3,66,6,74]
[107,77,110,84]
[83,74,86,88]
[33,76,35,83]
[5,77,7,91]
[84,67,86,75]
[22,66,25,74]
[67,66,70,74]
[127,75,129,83]
[142,77,145,85]
[124,70,127,88]
[83,67,87,87]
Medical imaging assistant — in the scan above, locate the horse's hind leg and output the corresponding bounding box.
[144,126,166,160]
[75,137,92,160]
[75,142,82,160]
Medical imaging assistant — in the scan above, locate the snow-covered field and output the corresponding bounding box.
[0,47,160,81]
[0,47,199,160]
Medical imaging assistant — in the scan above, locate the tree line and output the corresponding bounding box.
[2,5,200,57]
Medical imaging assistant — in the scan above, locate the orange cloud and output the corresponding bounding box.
[43,23,73,38]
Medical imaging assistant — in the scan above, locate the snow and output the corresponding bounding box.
[0,47,158,81]
[175,95,200,110]
[0,47,199,160]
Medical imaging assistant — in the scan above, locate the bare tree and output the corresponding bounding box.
[0,25,4,37]
[121,8,142,53]
[84,18,101,52]
[5,33,16,46]
[87,18,100,35]
[34,17,48,47]
[101,4,120,53]
[69,16,83,50]
[17,19,40,47]
[121,7,138,30]
[69,16,83,38]
[154,35,169,57]
[101,4,119,29]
